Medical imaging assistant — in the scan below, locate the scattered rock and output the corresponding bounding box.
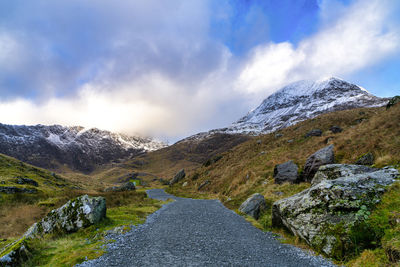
[245,173,250,180]
[305,129,323,138]
[311,164,376,185]
[386,95,400,109]
[24,195,106,238]
[104,182,136,192]
[275,133,283,138]
[302,145,334,182]
[355,152,374,166]
[14,177,38,187]
[329,126,342,134]
[260,151,266,155]
[287,139,294,143]
[256,140,262,145]
[0,186,37,194]
[169,169,186,185]
[273,161,299,184]
[272,167,399,259]
[239,193,266,219]
[159,179,170,185]
[203,155,223,167]
[197,180,210,191]
[273,191,284,196]
[325,137,334,144]
[182,182,188,187]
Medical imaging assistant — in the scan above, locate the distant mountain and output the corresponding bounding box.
[185,77,388,141]
[0,124,166,172]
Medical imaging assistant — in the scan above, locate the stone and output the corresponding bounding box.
[273,161,299,184]
[104,182,135,192]
[182,182,188,187]
[329,126,343,134]
[169,169,186,185]
[256,140,262,145]
[287,139,294,143]
[272,167,399,259]
[275,133,283,138]
[355,152,374,166]
[14,177,39,187]
[305,129,323,138]
[0,238,30,267]
[239,193,266,219]
[24,195,106,238]
[197,180,210,191]
[0,186,37,194]
[302,145,334,182]
[311,164,376,185]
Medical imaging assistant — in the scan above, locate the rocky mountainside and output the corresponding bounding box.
[187,77,387,140]
[0,124,166,172]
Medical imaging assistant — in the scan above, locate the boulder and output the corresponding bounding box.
[273,161,299,184]
[302,145,334,182]
[169,169,186,185]
[0,238,30,267]
[386,95,400,109]
[311,164,376,185]
[272,168,399,259]
[329,126,343,134]
[239,193,266,219]
[24,195,106,238]
[355,152,374,166]
[105,182,135,192]
[305,129,323,137]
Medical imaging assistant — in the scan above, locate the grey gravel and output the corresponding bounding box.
[77,189,335,267]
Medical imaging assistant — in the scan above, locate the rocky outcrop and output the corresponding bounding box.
[0,186,37,194]
[239,193,266,219]
[311,164,376,185]
[302,145,334,182]
[386,96,400,109]
[197,180,210,191]
[25,195,106,238]
[272,167,399,259]
[329,126,342,133]
[355,152,374,166]
[273,161,299,184]
[0,238,30,267]
[305,129,322,137]
[169,169,186,185]
[104,182,135,192]
[14,177,38,187]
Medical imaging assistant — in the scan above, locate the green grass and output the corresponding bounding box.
[21,192,169,266]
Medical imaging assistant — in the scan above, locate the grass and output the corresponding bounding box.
[16,191,168,266]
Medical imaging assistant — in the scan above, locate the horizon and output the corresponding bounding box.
[1,0,400,141]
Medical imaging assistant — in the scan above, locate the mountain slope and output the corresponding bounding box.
[229,77,387,134]
[0,124,166,173]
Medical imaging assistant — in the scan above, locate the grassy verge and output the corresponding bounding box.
[17,190,168,266]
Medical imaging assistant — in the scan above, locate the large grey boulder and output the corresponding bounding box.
[25,195,106,238]
[169,169,186,185]
[311,164,376,185]
[272,167,399,259]
[239,193,266,219]
[303,145,334,182]
[274,161,299,184]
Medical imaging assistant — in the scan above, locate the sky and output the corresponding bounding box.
[0,0,399,142]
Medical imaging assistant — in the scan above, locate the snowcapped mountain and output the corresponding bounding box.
[0,124,166,172]
[184,77,387,141]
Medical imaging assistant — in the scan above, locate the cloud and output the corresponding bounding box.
[237,0,400,95]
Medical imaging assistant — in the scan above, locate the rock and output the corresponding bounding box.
[272,168,399,259]
[24,195,106,238]
[287,139,294,143]
[14,177,38,187]
[0,238,30,267]
[273,161,299,184]
[159,178,170,185]
[203,155,223,167]
[305,129,323,138]
[239,193,266,219]
[182,182,188,187]
[104,182,135,192]
[0,186,37,194]
[355,152,374,166]
[386,95,400,109]
[197,180,210,191]
[0,181,5,184]
[329,126,342,133]
[302,145,334,182]
[260,151,266,155]
[169,169,186,185]
[256,140,262,145]
[311,164,376,185]
[275,133,283,138]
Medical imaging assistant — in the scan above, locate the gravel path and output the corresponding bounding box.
[78,189,335,267]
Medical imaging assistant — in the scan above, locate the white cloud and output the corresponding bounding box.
[237,0,400,95]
